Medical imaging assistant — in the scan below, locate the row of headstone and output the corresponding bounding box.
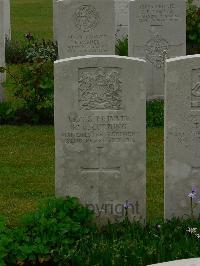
[53,0,200,222]
[54,0,200,222]
[54,0,186,99]
[54,54,200,222]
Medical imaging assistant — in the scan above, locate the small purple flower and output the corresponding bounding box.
[188,186,197,199]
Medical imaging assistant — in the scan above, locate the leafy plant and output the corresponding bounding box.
[5,60,54,124]
[5,39,28,64]
[115,36,128,56]
[0,102,16,124]
[71,218,200,266]
[0,216,11,266]
[1,208,200,265]
[5,34,58,64]
[187,0,200,44]
[25,39,58,63]
[6,197,95,265]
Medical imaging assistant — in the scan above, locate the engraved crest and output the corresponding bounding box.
[145,34,169,69]
[191,71,200,109]
[73,5,100,32]
[78,67,122,110]
[192,82,200,97]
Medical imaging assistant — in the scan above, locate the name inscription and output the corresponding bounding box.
[138,3,179,24]
[66,34,108,54]
[63,114,137,144]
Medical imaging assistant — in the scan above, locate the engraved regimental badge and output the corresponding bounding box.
[73,5,100,32]
[78,67,122,110]
[191,73,200,109]
[145,34,169,69]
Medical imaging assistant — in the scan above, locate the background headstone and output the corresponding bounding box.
[115,0,129,40]
[194,0,200,7]
[54,0,115,59]
[165,55,200,219]
[129,0,186,99]
[54,55,147,222]
[148,258,200,266]
[0,0,6,101]
[3,0,11,40]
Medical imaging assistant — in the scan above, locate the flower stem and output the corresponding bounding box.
[191,197,194,219]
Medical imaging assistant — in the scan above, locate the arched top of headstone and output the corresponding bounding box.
[148,258,200,266]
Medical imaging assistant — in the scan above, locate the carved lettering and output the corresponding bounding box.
[64,114,137,144]
[138,3,179,24]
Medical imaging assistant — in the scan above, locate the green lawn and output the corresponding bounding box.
[0,126,163,225]
[11,0,53,40]
[0,126,54,225]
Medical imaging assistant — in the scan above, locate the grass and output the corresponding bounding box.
[0,126,163,226]
[0,126,54,226]
[11,0,53,41]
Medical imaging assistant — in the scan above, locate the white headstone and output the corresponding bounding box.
[193,0,200,8]
[148,258,200,266]
[54,0,115,59]
[165,55,200,219]
[54,55,147,222]
[3,0,11,40]
[0,0,5,101]
[129,0,186,99]
[115,0,129,40]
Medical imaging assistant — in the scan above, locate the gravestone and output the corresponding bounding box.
[3,0,11,40]
[148,258,200,266]
[54,55,147,222]
[115,0,129,40]
[194,0,200,7]
[54,0,115,59]
[0,0,5,101]
[129,0,186,99]
[165,55,200,219]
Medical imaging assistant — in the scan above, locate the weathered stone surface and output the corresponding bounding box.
[115,0,128,40]
[194,0,200,7]
[0,0,5,101]
[3,0,11,40]
[148,258,200,266]
[54,0,115,59]
[129,0,186,99]
[165,55,200,219]
[54,55,147,222]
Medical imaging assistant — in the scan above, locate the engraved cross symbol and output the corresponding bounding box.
[81,147,120,176]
